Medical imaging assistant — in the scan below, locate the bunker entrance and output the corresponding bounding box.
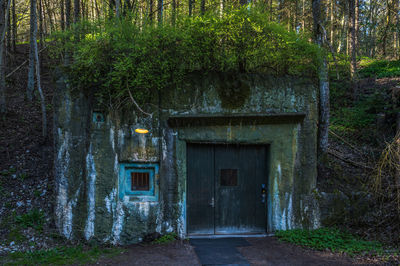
[187,143,268,235]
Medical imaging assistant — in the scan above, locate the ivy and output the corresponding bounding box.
[51,7,321,110]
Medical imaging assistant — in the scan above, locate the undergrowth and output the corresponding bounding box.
[328,55,399,142]
[275,228,384,256]
[359,58,400,78]
[15,209,45,231]
[1,245,123,266]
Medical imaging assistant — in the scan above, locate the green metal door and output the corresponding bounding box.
[187,143,268,235]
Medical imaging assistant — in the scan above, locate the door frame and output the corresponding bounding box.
[170,118,302,238]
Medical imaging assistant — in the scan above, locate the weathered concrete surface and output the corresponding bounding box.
[54,73,319,244]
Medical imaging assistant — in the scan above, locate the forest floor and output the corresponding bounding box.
[90,237,384,265]
[0,44,63,255]
[0,45,399,265]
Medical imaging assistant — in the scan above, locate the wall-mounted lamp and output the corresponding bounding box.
[135,128,149,134]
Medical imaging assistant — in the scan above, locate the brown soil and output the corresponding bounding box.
[91,240,200,266]
[93,237,389,266]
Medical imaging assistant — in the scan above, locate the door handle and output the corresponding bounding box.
[261,184,266,203]
[209,197,215,208]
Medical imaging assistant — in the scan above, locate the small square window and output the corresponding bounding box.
[131,172,150,191]
[220,169,238,186]
[119,163,159,201]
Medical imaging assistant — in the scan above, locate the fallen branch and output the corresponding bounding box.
[328,148,374,170]
[6,46,47,78]
[328,129,364,154]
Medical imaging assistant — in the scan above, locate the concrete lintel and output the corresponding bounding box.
[168,113,306,127]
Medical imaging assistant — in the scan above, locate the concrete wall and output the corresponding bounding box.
[54,73,320,244]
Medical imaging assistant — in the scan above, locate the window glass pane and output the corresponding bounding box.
[131,172,150,191]
[220,169,238,186]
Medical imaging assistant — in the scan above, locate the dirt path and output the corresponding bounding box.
[93,237,379,266]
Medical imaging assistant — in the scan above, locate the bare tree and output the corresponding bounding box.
[349,0,357,80]
[149,0,153,21]
[116,0,120,17]
[27,0,36,101]
[74,0,80,23]
[30,0,47,138]
[0,0,11,114]
[11,0,15,52]
[60,0,65,31]
[189,0,194,16]
[312,0,330,156]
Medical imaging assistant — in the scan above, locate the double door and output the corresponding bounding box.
[187,143,268,235]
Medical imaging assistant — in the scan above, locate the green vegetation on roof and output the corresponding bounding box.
[51,7,320,109]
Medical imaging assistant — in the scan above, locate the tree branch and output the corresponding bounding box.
[127,89,152,117]
[6,46,47,78]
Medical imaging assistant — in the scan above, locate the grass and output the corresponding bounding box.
[275,228,384,256]
[1,245,124,265]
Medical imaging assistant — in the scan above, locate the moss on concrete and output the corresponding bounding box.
[54,73,319,244]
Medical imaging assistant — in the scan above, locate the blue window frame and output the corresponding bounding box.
[119,163,159,201]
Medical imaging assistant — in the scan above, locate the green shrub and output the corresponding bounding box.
[51,7,320,110]
[275,228,384,255]
[15,209,45,231]
[153,232,178,244]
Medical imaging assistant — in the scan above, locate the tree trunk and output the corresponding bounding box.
[370,0,377,57]
[0,0,11,114]
[355,0,359,55]
[11,0,15,52]
[396,113,400,193]
[60,0,65,30]
[65,0,71,29]
[94,0,100,20]
[293,0,298,32]
[269,0,273,21]
[74,0,80,23]
[157,0,163,24]
[394,0,399,58]
[330,0,334,47]
[188,0,193,16]
[115,0,120,17]
[172,0,176,24]
[38,0,43,49]
[44,0,55,34]
[149,0,153,21]
[6,0,10,53]
[381,0,391,57]
[302,0,305,31]
[349,0,357,80]
[31,0,47,138]
[27,0,36,101]
[312,0,330,156]
[337,12,345,53]
[200,0,205,15]
[108,0,115,19]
